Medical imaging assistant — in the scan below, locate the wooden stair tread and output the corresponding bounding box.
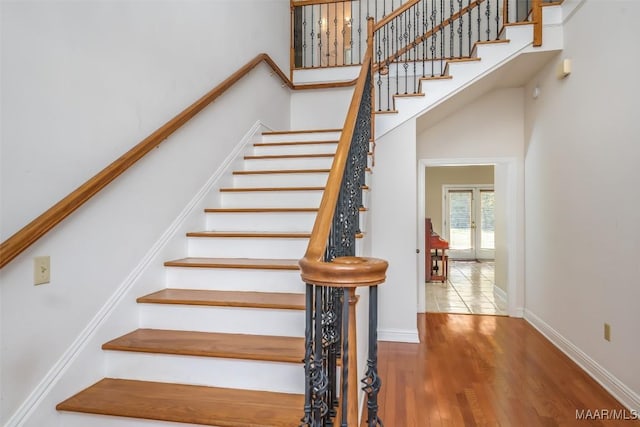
[57,378,303,427]
[244,153,334,160]
[164,257,300,270]
[420,75,453,80]
[137,289,305,310]
[102,329,304,363]
[220,186,325,192]
[475,39,510,45]
[187,231,311,238]
[447,57,482,63]
[233,168,330,175]
[262,129,341,135]
[205,207,319,213]
[253,140,338,147]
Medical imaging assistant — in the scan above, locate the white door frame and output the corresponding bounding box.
[417,157,524,317]
[442,184,495,260]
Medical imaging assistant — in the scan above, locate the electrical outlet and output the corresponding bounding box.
[604,323,611,342]
[34,256,50,285]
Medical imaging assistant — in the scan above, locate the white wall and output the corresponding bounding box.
[290,86,354,130]
[371,119,420,342]
[417,88,525,315]
[523,0,640,408]
[0,1,290,423]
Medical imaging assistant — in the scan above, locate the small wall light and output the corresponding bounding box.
[558,58,571,79]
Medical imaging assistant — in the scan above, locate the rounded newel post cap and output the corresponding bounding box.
[299,256,388,288]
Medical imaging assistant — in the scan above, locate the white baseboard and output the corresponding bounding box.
[378,328,420,343]
[5,121,265,427]
[524,309,640,412]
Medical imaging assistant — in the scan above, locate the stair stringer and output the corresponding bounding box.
[376,21,563,138]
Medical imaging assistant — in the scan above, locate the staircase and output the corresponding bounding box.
[57,129,360,426]
[373,16,562,137]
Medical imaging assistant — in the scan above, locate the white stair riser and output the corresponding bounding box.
[139,305,305,337]
[242,157,334,171]
[252,143,337,156]
[105,352,304,394]
[166,268,305,293]
[187,237,309,259]
[221,191,323,208]
[261,131,341,143]
[60,413,209,427]
[233,172,329,188]
[206,211,317,232]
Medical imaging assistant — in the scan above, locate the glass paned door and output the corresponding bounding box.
[447,190,474,259]
[477,190,495,259]
[444,187,495,260]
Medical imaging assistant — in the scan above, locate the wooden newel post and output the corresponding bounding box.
[299,256,388,427]
[532,0,543,47]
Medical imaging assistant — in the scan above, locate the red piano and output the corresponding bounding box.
[425,218,449,283]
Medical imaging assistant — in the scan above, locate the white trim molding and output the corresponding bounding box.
[378,328,420,344]
[525,309,640,412]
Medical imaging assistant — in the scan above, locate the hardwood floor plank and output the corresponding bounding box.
[368,313,639,427]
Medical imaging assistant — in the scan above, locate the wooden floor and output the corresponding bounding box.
[372,313,638,427]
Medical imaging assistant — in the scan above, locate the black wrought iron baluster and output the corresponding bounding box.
[325,5,331,66]
[377,26,384,111]
[457,0,463,57]
[317,6,322,67]
[430,0,436,77]
[440,0,445,75]
[422,0,427,78]
[450,0,454,59]
[341,2,346,66]
[386,44,391,111]
[311,284,328,426]
[477,0,481,42]
[404,12,410,95]
[467,0,472,55]
[359,0,363,63]
[300,283,314,427]
[485,0,491,40]
[495,0,500,40]
[336,3,338,66]
[339,288,350,427]
[362,285,383,427]
[397,15,402,96]
[310,6,315,67]
[413,5,418,94]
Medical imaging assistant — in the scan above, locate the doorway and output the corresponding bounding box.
[417,159,523,317]
[443,185,495,260]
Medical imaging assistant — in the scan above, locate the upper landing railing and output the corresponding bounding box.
[291,0,558,71]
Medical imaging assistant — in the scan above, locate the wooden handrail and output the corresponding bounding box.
[0,53,357,270]
[373,0,421,31]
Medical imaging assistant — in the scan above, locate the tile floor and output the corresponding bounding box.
[425,260,508,315]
